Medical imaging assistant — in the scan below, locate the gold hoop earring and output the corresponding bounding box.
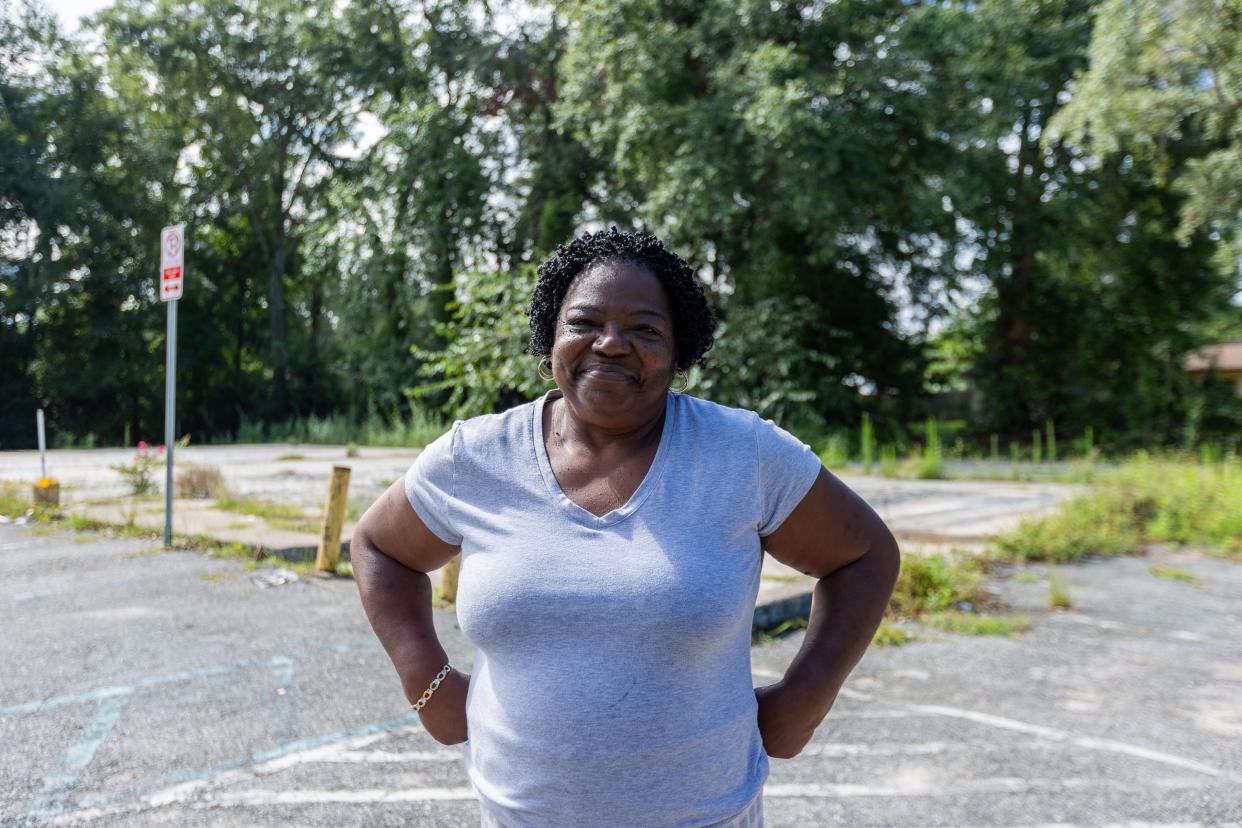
[537,356,555,381]
[670,369,690,393]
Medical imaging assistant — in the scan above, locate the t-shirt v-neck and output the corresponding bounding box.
[532,387,676,530]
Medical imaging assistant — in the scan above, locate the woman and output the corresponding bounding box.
[352,228,900,827]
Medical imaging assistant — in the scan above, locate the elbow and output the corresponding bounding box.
[875,529,901,593]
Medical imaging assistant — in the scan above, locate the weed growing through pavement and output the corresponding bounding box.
[1048,569,1074,609]
[110,442,164,496]
[275,453,306,461]
[176,464,228,498]
[887,552,987,617]
[0,481,30,517]
[921,611,1029,637]
[872,622,915,646]
[213,496,318,533]
[1148,564,1201,585]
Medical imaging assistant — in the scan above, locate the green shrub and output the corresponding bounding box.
[993,454,1242,562]
[888,552,985,617]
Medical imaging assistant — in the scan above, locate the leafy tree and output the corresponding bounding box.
[410,265,548,419]
[100,0,362,418]
[1047,0,1242,267]
[555,0,949,420]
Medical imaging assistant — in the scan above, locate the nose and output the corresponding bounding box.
[593,321,630,356]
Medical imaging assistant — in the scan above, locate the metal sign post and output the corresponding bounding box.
[36,408,46,479]
[160,224,185,547]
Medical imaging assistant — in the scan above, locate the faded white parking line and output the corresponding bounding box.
[756,665,1236,781]
[909,703,1238,781]
[210,787,476,805]
[764,777,1207,798]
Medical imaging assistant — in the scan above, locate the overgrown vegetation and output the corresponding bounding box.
[921,612,1029,638]
[994,455,1242,563]
[1048,570,1075,610]
[887,552,988,618]
[233,407,446,449]
[872,623,916,647]
[0,481,31,517]
[1148,565,1201,585]
[5,0,1242,455]
[175,464,227,499]
[213,496,318,534]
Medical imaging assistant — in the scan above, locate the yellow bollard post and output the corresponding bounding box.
[315,465,351,573]
[436,555,461,606]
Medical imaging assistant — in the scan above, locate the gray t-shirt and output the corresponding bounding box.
[405,388,822,827]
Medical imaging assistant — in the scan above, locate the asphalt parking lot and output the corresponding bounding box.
[3,523,1240,826]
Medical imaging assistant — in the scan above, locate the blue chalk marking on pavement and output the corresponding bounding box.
[23,693,133,823]
[0,637,380,718]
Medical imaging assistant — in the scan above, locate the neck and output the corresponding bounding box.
[550,390,666,454]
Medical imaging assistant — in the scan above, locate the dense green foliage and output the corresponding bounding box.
[994,454,1242,562]
[2,0,1239,449]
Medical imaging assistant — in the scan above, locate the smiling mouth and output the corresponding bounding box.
[582,365,633,381]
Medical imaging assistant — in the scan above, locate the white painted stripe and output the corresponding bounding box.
[271,749,458,765]
[46,720,435,824]
[210,787,477,805]
[764,777,1207,798]
[799,741,964,758]
[753,667,871,701]
[909,703,1239,781]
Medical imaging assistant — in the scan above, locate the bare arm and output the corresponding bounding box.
[755,466,900,758]
[352,478,469,744]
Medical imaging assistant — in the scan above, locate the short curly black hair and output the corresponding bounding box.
[526,227,717,372]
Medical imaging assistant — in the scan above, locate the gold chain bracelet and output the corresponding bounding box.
[410,664,451,712]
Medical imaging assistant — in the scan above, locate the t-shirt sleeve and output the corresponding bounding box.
[753,412,823,537]
[404,421,464,546]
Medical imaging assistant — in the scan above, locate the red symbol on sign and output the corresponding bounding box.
[163,266,181,282]
[164,233,181,259]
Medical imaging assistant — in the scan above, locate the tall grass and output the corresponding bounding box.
[917,418,944,479]
[818,433,851,469]
[232,405,447,448]
[994,454,1242,562]
[860,413,876,473]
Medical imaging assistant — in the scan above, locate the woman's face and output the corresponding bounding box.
[551,259,676,426]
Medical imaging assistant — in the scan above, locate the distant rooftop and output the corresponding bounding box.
[1185,341,1242,372]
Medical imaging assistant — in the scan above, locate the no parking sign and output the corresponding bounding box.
[159,224,184,301]
[158,223,184,546]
